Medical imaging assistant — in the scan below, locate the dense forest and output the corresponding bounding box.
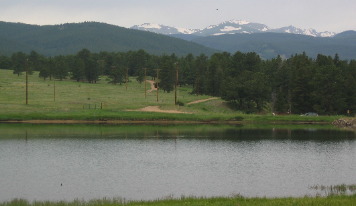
[1,49,355,115]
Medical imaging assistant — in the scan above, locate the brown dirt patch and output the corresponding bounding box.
[186,97,219,105]
[126,106,192,114]
[146,80,157,93]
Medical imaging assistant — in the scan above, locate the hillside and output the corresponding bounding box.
[192,32,356,59]
[0,21,217,56]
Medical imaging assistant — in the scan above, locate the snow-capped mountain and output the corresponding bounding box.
[195,20,269,36]
[130,23,198,35]
[131,20,336,37]
[269,26,335,37]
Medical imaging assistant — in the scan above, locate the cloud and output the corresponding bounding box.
[0,0,355,32]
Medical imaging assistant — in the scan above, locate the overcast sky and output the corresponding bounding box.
[1,0,355,33]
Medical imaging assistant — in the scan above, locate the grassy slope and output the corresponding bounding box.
[0,69,342,122]
[2,195,356,206]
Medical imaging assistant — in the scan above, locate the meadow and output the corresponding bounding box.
[0,69,342,123]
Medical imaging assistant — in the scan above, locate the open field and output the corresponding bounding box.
[0,69,344,123]
[2,195,356,206]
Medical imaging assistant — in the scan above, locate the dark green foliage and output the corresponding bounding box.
[205,52,229,96]
[192,54,209,95]
[176,100,185,106]
[52,56,69,80]
[220,52,270,113]
[0,55,11,69]
[108,65,126,84]
[77,49,98,83]
[68,55,85,82]
[178,53,196,86]
[159,55,176,93]
[11,52,27,76]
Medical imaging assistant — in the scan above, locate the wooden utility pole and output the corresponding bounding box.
[125,67,129,90]
[175,63,179,105]
[155,69,160,102]
[53,79,56,102]
[25,59,28,105]
[144,68,147,98]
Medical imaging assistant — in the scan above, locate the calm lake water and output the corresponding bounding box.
[0,124,355,201]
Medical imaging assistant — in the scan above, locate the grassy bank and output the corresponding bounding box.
[2,195,356,206]
[0,70,343,123]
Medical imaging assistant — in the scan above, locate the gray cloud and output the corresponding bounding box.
[1,0,355,32]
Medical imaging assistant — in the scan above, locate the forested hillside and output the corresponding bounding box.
[1,49,355,115]
[0,21,217,56]
[191,32,356,59]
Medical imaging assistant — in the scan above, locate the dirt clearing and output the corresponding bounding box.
[186,97,219,105]
[126,106,192,114]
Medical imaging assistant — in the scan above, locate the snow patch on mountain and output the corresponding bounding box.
[221,26,242,32]
[213,33,226,36]
[177,27,198,34]
[228,20,250,25]
[141,23,161,29]
[320,31,336,37]
[261,27,269,32]
[270,26,335,37]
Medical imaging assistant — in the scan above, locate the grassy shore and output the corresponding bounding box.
[0,69,343,123]
[2,195,356,206]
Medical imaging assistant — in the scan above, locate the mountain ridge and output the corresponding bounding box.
[191,32,356,59]
[0,21,217,56]
[131,19,336,37]
[1,21,356,60]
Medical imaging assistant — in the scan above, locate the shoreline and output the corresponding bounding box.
[0,119,242,125]
[0,119,331,125]
[1,195,356,206]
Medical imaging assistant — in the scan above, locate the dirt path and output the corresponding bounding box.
[146,80,156,93]
[126,106,192,114]
[186,97,219,105]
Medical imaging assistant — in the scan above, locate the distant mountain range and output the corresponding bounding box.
[192,31,356,59]
[131,20,336,37]
[132,20,356,59]
[0,21,356,60]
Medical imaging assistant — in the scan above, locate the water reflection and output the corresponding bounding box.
[1,123,355,141]
[0,124,355,202]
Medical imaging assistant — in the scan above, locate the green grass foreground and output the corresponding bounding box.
[0,69,342,123]
[2,195,356,206]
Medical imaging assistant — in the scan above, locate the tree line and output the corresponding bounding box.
[1,49,355,115]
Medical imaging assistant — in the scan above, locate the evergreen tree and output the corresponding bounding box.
[108,65,126,84]
[312,64,345,114]
[52,56,68,80]
[179,53,195,86]
[28,50,44,71]
[342,60,356,115]
[288,53,314,114]
[205,53,229,96]
[159,55,176,93]
[39,58,52,80]
[0,55,12,70]
[193,54,208,95]
[77,49,99,83]
[11,52,27,76]
[127,50,149,76]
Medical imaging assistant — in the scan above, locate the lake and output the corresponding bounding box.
[0,124,355,201]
